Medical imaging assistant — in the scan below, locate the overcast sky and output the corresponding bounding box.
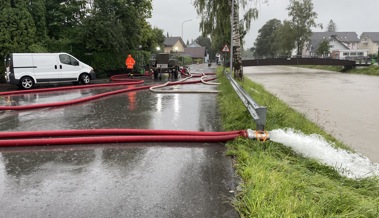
[148,0,379,49]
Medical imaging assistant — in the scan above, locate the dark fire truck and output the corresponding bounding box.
[149,53,179,80]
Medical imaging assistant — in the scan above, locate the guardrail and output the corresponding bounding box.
[223,70,267,131]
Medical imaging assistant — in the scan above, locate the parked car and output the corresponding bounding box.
[4,53,96,89]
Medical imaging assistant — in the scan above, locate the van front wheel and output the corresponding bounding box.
[80,73,90,84]
[19,76,34,89]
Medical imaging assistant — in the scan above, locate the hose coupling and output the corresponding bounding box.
[247,129,270,142]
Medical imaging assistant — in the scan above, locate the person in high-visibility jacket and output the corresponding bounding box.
[125,54,135,75]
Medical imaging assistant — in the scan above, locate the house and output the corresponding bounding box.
[303,32,360,57]
[187,41,202,48]
[359,32,379,55]
[163,37,186,53]
[184,41,208,62]
[163,37,207,63]
[331,49,369,60]
[184,47,207,63]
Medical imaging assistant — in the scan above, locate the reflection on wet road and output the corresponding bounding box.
[0,65,237,217]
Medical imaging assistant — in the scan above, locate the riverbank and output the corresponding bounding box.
[217,68,379,217]
[298,64,379,76]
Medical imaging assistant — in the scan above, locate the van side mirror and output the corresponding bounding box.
[74,61,79,66]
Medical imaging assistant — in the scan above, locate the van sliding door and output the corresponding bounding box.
[32,54,61,82]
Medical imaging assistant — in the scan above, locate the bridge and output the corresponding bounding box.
[242,57,370,70]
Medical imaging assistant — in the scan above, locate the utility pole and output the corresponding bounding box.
[229,0,234,75]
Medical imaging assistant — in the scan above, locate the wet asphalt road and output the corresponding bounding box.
[0,64,238,218]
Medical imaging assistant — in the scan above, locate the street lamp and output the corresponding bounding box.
[181,19,192,42]
[156,46,160,53]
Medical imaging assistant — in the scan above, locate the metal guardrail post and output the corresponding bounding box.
[223,70,267,131]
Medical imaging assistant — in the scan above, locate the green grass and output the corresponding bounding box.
[217,68,379,217]
[297,65,379,76]
[348,65,379,76]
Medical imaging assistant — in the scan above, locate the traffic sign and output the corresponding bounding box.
[222,44,230,52]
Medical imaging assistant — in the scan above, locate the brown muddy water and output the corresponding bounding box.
[244,66,379,163]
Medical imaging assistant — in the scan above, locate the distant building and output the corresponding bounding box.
[184,47,207,63]
[163,37,207,63]
[187,41,202,48]
[303,32,360,57]
[331,49,369,60]
[359,32,379,55]
[163,37,186,53]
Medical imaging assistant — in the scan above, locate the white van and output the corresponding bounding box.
[4,53,96,89]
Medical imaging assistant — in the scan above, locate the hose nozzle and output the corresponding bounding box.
[247,129,270,142]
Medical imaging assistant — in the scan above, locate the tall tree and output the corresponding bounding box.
[28,0,47,42]
[275,20,296,56]
[326,19,337,32]
[0,0,37,54]
[254,19,282,57]
[194,0,260,79]
[0,0,37,81]
[45,0,87,40]
[287,0,321,56]
[81,0,153,53]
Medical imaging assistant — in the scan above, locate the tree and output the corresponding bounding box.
[80,0,153,53]
[242,47,255,59]
[28,0,48,43]
[195,35,214,59]
[275,20,296,56]
[254,19,282,57]
[0,0,38,81]
[327,19,337,32]
[194,0,260,79]
[45,0,87,40]
[138,25,164,53]
[316,39,331,57]
[0,1,37,54]
[287,0,321,56]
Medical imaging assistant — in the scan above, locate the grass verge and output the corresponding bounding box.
[297,65,379,76]
[217,68,379,217]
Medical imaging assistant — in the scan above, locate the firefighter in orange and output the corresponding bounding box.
[125,54,135,76]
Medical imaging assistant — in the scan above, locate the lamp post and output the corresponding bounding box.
[181,19,192,42]
[230,0,234,74]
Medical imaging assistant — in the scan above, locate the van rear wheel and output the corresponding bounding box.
[19,76,34,89]
[80,74,90,84]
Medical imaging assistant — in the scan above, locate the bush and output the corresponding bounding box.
[76,50,152,78]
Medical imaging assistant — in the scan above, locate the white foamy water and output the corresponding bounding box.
[269,128,379,179]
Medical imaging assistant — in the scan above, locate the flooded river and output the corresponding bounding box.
[244,66,379,163]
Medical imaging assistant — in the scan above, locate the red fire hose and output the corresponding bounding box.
[0,129,247,147]
[0,74,262,147]
[0,76,217,110]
